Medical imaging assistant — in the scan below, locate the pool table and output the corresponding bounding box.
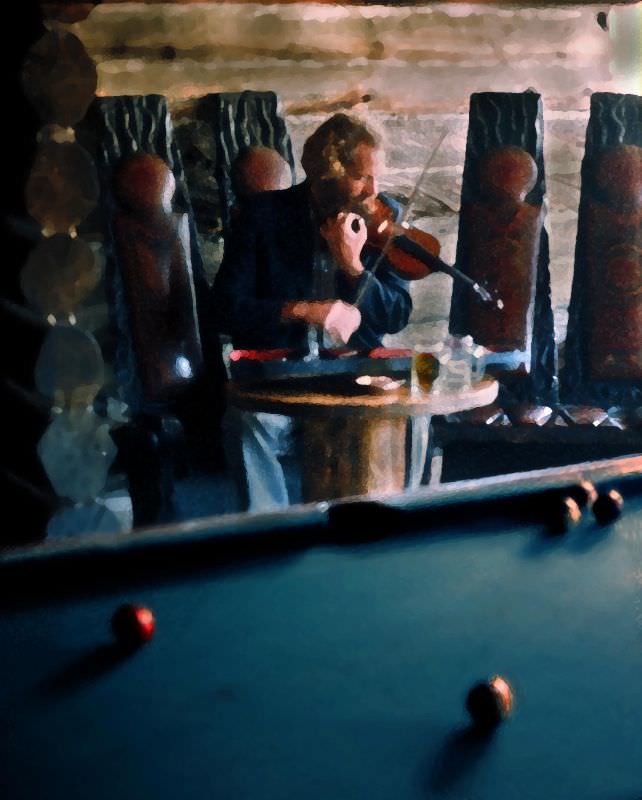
[2,455,642,799]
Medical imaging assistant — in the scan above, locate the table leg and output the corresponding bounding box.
[301,416,407,502]
[407,414,432,490]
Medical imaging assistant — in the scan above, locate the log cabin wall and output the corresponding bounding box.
[57,1,641,351]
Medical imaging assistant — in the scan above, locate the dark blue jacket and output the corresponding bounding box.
[212,181,412,350]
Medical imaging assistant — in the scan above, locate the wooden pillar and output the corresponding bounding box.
[301,416,406,502]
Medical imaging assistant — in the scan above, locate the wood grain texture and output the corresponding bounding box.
[301,416,406,501]
[226,378,499,419]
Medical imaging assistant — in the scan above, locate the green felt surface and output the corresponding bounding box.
[2,475,642,799]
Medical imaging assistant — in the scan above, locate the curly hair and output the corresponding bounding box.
[301,113,379,183]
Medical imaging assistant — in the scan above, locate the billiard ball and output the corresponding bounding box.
[466,675,514,729]
[592,489,624,525]
[548,495,582,534]
[111,603,155,649]
[568,480,598,510]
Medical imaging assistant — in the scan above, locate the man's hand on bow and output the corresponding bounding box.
[281,299,361,345]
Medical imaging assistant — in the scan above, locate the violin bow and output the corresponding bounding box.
[354,129,448,309]
[354,129,501,310]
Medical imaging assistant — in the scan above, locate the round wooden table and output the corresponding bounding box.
[227,377,499,502]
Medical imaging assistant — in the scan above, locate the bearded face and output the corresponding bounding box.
[312,142,380,220]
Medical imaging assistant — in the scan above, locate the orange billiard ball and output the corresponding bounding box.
[466,675,514,729]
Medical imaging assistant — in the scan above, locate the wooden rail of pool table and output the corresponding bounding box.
[3,452,642,595]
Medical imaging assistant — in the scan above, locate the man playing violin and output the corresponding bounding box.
[213,113,412,511]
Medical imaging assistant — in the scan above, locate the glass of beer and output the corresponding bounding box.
[411,345,441,394]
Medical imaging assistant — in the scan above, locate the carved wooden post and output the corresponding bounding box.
[449,91,556,407]
[112,153,204,406]
[195,91,296,235]
[561,92,642,407]
[75,96,229,524]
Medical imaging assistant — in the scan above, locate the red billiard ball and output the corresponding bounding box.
[111,603,155,648]
[466,675,514,729]
[592,489,624,525]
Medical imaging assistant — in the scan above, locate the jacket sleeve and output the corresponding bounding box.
[211,201,286,342]
[336,256,412,338]
[337,191,412,339]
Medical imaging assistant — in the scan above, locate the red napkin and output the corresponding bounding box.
[229,349,294,362]
[368,347,412,359]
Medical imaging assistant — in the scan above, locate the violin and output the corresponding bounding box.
[362,197,501,308]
